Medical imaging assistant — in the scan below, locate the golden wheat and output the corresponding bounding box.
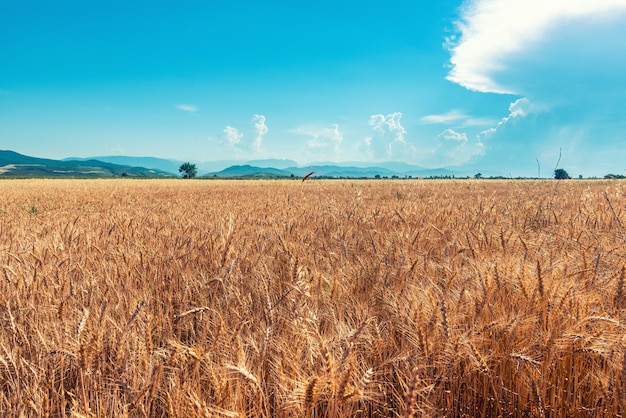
[0,178,624,416]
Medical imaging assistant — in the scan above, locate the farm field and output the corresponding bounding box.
[1,178,625,417]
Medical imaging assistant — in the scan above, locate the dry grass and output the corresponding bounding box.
[0,178,625,417]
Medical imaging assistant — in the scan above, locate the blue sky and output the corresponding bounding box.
[2,0,626,176]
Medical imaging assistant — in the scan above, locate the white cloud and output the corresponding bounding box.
[508,98,531,118]
[364,112,415,160]
[438,128,467,142]
[377,112,406,141]
[420,128,484,167]
[214,114,270,160]
[218,125,246,159]
[368,112,407,143]
[369,114,386,133]
[421,109,467,124]
[294,124,343,151]
[447,0,626,95]
[421,109,496,127]
[442,0,626,176]
[252,114,268,152]
[223,125,242,145]
[479,97,541,138]
[176,104,198,113]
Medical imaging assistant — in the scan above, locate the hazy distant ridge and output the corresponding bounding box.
[209,163,463,178]
[3,151,503,178]
[65,155,462,178]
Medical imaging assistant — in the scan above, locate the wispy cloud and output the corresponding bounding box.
[176,104,198,113]
[214,115,270,160]
[447,0,626,95]
[480,98,540,138]
[364,112,415,160]
[219,125,245,159]
[223,125,242,145]
[252,114,268,152]
[421,109,467,124]
[421,109,495,127]
[421,128,484,167]
[437,128,467,142]
[445,0,626,176]
[370,112,406,141]
[293,124,343,152]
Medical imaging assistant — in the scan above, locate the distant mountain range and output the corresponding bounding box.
[64,155,476,178]
[207,164,460,178]
[1,150,502,178]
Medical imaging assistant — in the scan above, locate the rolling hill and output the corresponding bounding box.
[208,165,293,178]
[0,150,175,178]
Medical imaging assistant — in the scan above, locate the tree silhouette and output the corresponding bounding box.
[554,168,570,180]
[179,162,197,179]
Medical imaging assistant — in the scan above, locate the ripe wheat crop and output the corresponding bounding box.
[0,178,625,417]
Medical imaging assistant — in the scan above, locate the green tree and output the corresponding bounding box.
[554,168,570,180]
[179,162,197,179]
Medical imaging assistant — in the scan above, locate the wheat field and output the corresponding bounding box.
[0,178,625,417]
